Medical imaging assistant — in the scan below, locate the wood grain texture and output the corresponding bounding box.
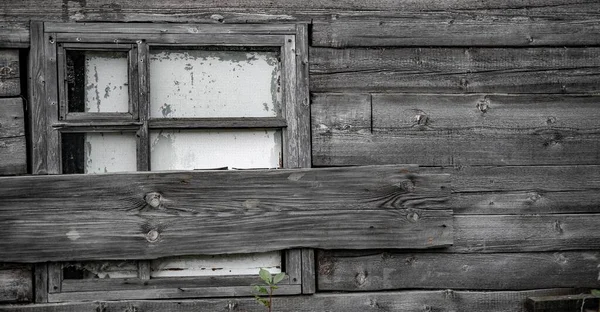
[0,264,32,303]
[0,22,29,48]
[295,24,311,168]
[317,250,600,291]
[59,275,293,293]
[0,50,20,96]
[47,285,302,302]
[33,264,47,303]
[0,289,587,312]
[28,21,47,175]
[430,165,600,214]
[0,165,451,262]
[452,214,600,253]
[313,93,600,167]
[1,0,598,22]
[527,294,600,312]
[0,98,26,176]
[312,11,600,47]
[301,248,316,294]
[310,47,600,94]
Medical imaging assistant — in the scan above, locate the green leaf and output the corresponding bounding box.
[259,268,272,284]
[273,272,286,284]
[592,289,600,297]
[257,286,268,294]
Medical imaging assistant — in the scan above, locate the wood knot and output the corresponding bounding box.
[146,230,160,243]
[546,116,556,125]
[144,192,163,209]
[476,98,490,113]
[413,113,429,125]
[406,210,420,222]
[210,14,224,23]
[355,272,368,286]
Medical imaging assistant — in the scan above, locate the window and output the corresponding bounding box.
[31,22,310,301]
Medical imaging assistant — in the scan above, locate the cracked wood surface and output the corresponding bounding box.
[0,165,451,262]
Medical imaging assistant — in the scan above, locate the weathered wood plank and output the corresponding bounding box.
[148,118,287,129]
[313,11,600,47]
[0,50,20,96]
[317,250,600,291]
[301,248,316,294]
[310,47,600,94]
[425,165,600,214]
[295,24,311,168]
[0,98,26,176]
[0,23,29,48]
[526,294,600,312]
[313,93,600,167]
[60,275,292,293]
[47,285,302,302]
[33,264,47,303]
[0,166,451,262]
[45,23,296,34]
[0,264,32,303]
[29,21,47,175]
[0,289,587,312]
[453,214,600,253]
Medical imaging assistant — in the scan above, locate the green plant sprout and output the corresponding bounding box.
[253,268,286,312]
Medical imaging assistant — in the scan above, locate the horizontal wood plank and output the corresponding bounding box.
[0,264,32,303]
[428,165,600,214]
[45,22,296,34]
[60,275,292,293]
[312,11,600,47]
[0,98,26,176]
[310,47,600,94]
[0,289,587,312]
[0,23,29,48]
[0,50,20,97]
[0,165,451,262]
[48,285,302,302]
[526,294,600,312]
[453,214,600,253]
[313,93,600,167]
[317,250,600,291]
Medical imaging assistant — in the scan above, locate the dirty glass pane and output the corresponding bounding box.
[66,50,129,113]
[149,47,281,118]
[149,129,282,171]
[151,251,282,278]
[61,132,137,174]
[63,261,138,279]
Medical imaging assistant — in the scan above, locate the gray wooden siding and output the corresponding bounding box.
[0,0,599,310]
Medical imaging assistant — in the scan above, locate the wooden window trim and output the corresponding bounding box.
[29,22,313,302]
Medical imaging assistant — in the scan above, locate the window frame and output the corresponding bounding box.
[30,22,312,302]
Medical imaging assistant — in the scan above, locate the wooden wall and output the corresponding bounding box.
[0,0,599,310]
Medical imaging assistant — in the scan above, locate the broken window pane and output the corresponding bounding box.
[63,261,138,279]
[61,132,137,174]
[149,47,281,118]
[149,129,282,171]
[66,50,129,113]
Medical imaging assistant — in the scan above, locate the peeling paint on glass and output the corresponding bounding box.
[66,50,129,113]
[149,129,282,171]
[150,252,282,278]
[84,133,136,173]
[149,48,281,118]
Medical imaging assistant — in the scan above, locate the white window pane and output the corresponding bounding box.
[85,133,137,173]
[68,51,129,113]
[151,252,282,278]
[150,129,282,171]
[149,48,281,118]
